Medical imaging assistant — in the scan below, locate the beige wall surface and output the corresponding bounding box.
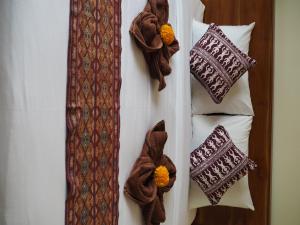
[272,0,300,225]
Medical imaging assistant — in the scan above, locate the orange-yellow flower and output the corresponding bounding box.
[154,165,170,188]
[160,24,175,46]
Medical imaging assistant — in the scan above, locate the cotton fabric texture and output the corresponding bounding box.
[191,21,256,115]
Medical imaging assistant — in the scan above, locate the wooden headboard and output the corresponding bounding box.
[193,1,274,225]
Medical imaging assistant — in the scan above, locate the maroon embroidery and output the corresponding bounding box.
[190,126,257,205]
[65,0,121,225]
[190,24,256,104]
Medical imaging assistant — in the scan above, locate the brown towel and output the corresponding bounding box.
[130,0,180,91]
[124,121,176,225]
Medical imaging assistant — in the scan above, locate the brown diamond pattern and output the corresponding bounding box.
[65,0,121,225]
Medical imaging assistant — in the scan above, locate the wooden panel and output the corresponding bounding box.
[192,0,274,225]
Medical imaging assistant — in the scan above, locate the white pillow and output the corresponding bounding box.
[189,115,255,210]
[191,20,255,115]
[192,0,205,22]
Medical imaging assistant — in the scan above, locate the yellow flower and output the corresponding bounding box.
[154,165,170,188]
[160,24,175,46]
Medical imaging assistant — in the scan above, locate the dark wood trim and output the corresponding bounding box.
[192,0,274,224]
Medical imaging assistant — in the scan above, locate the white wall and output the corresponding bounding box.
[272,0,300,225]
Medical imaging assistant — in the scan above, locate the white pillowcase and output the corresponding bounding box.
[192,0,205,22]
[191,20,255,115]
[189,115,255,210]
[187,1,206,223]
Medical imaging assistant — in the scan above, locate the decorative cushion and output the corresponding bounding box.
[190,124,257,206]
[190,23,256,104]
[189,115,255,210]
[191,21,255,115]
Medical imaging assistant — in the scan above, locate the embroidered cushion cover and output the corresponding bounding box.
[189,115,255,210]
[190,125,257,205]
[190,23,256,104]
[191,21,255,115]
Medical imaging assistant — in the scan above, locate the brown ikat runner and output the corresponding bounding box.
[65,0,121,225]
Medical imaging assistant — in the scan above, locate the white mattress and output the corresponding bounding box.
[0,0,195,224]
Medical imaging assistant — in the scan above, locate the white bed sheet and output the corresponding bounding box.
[120,1,194,224]
[0,0,195,225]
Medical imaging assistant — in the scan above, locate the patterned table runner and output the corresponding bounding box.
[65,1,121,225]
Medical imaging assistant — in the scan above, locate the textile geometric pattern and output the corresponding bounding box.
[190,125,257,205]
[190,23,256,104]
[65,0,121,225]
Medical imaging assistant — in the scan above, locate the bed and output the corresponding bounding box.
[0,0,272,225]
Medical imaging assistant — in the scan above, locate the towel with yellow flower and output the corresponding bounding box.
[124,120,176,225]
[130,0,180,91]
